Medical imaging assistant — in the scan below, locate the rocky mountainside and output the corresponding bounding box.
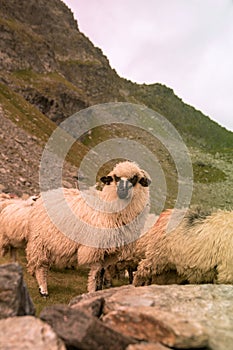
[0,0,232,207]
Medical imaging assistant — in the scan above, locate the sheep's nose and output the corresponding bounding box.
[117,179,132,199]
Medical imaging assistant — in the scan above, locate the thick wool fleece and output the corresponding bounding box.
[134,208,233,286]
[26,161,151,294]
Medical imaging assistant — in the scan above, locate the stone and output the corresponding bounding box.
[0,263,35,319]
[71,295,105,317]
[126,343,170,350]
[70,284,233,350]
[69,286,132,317]
[0,316,65,350]
[40,304,136,350]
[102,307,208,348]
[69,285,131,307]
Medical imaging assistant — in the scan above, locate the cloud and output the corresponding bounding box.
[64,0,233,131]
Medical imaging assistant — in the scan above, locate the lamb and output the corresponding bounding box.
[133,208,233,286]
[26,161,151,296]
[0,195,39,261]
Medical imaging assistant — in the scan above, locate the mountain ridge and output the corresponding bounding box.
[1,0,232,147]
[0,0,232,208]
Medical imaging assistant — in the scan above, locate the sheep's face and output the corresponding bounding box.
[101,172,151,200]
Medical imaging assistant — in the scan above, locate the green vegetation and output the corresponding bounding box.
[0,251,88,315]
[0,82,88,166]
[11,69,86,98]
[129,83,233,152]
[0,16,44,44]
[0,82,55,143]
[0,250,129,315]
[193,161,227,183]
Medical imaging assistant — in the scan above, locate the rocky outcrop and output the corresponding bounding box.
[1,263,233,350]
[0,107,79,196]
[0,263,35,318]
[0,316,66,350]
[69,284,233,350]
[1,0,233,209]
[0,0,123,122]
[40,304,136,350]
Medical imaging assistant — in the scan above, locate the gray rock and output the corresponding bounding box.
[40,304,136,350]
[0,263,35,319]
[0,316,65,350]
[70,284,233,350]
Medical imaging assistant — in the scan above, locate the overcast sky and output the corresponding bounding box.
[63,0,233,131]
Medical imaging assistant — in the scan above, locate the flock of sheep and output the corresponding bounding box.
[0,160,233,297]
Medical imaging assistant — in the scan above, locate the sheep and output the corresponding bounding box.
[0,193,11,200]
[26,161,151,296]
[0,195,39,261]
[103,213,159,286]
[133,207,233,286]
[0,193,16,212]
[0,193,38,213]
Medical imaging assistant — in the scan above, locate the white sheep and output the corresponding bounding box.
[133,208,233,286]
[26,161,151,296]
[0,195,39,261]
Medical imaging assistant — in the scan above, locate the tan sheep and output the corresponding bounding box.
[26,161,151,296]
[0,193,16,212]
[103,213,159,286]
[0,195,39,261]
[0,194,38,212]
[133,208,233,286]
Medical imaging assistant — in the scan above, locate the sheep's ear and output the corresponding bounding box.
[101,176,113,185]
[139,177,151,187]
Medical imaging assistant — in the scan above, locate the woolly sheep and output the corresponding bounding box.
[26,161,151,296]
[133,208,233,286]
[0,194,38,213]
[0,195,39,261]
[0,193,16,212]
[103,213,158,286]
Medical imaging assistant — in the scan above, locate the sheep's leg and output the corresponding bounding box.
[103,267,113,288]
[35,265,49,297]
[127,266,134,284]
[133,260,152,286]
[10,247,17,262]
[88,263,105,293]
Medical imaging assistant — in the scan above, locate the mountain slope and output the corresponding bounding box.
[0,0,232,208]
[0,0,232,149]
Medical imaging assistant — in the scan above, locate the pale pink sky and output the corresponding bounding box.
[63,0,233,131]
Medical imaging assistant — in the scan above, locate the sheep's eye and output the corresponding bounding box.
[129,175,138,186]
[114,175,121,182]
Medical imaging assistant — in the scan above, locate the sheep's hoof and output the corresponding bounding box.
[39,288,49,298]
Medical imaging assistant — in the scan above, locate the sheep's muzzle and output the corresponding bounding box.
[117,178,133,199]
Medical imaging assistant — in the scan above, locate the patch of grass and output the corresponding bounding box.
[193,161,227,183]
[0,82,55,143]
[0,82,88,166]
[0,17,44,44]
[0,250,130,316]
[11,69,86,98]
[0,250,89,316]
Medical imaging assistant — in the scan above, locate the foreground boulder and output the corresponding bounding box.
[40,304,136,350]
[0,316,65,350]
[69,284,233,350]
[0,263,35,318]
